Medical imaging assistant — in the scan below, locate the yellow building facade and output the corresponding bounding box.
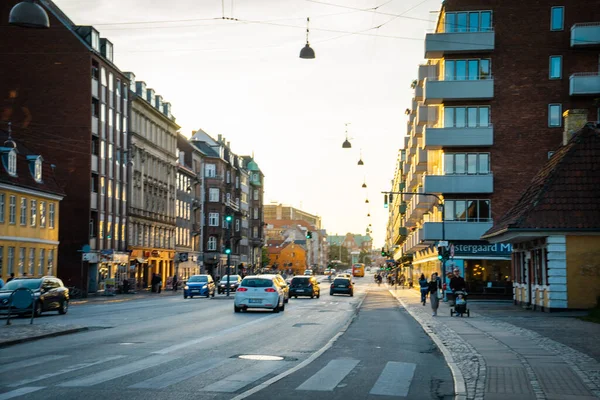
[0,145,64,282]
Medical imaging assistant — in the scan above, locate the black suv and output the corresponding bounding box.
[0,276,70,316]
[289,276,320,299]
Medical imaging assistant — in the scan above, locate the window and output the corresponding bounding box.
[100,177,106,195]
[18,247,25,275]
[444,153,489,174]
[253,226,258,238]
[548,104,562,127]
[8,247,15,275]
[444,106,490,128]
[39,201,46,228]
[28,248,34,275]
[445,11,492,33]
[445,59,491,81]
[550,6,564,31]
[253,189,259,201]
[254,207,259,219]
[205,164,216,178]
[38,248,45,276]
[6,149,17,176]
[235,219,240,232]
[34,157,42,182]
[226,171,231,183]
[20,198,27,225]
[9,195,16,224]
[48,249,54,275]
[444,199,491,222]
[226,193,231,205]
[0,193,4,223]
[549,56,562,79]
[208,212,219,226]
[207,236,217,251]
[100,67,107,86]
[209,188,219,202]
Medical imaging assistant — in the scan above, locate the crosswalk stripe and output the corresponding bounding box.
[202,361,289,393]
[8,356,126,388]
[57,355,176,387]
[369,361,416,397]
[0,356,67,374]
[296,359,360,391]
[129,358,229,389]
[0,387,44,400]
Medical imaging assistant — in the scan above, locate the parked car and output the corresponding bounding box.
[183,275,215,299]
[330,277,353,296]
[336,273,353,280]
[0,276,69,317]
[289,276,320,299]
[218,275,242,294]
[303,269,313,276]
[234,275,285,313]
[269,274,289,303]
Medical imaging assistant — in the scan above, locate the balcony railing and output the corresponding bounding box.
[571,22,600,47]
[424,77,494,104]
[425,30,495,58]
[424,173,494,194]
[424,125,494,148]
[569,72,600,96]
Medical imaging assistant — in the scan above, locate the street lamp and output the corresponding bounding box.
[357,149,364,165]
[342,122,352,148]
[299,17,315,59]
[9,0,49,28]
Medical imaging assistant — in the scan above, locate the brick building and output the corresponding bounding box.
[388,0,600,297]
[1,0,130,293]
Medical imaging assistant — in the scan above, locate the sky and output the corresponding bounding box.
[54,0,441,247]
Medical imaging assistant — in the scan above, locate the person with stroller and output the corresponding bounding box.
[449,268,466,304]
[428,272,443,316]
[418,273,429,305]
[454,293,467,317]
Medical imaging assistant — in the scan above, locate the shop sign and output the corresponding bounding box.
[151,250,161,257]
[82,252,99,263]
[113,253,129,263]
[452,241,512,256]
[100,250,114,262]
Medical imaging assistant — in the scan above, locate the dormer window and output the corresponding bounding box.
[34,157,42,182]
[7,149,17,176]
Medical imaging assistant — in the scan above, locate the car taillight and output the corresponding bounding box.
[237,287,248,292]
[265,288,277,292]
[330,284,334,288]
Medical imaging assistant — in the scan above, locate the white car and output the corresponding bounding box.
[234,275,286,313]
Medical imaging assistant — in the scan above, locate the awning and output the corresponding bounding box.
[136,257,148,264]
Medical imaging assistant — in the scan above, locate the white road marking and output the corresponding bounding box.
[0,387,44,400]
[57,355,176,387]
[0,356,68,374]
[129,358,229,389]
[202,361,289,393]
[369,361,416,397]
[8,356,126,387]
[296,359,360,391]
[153,314,278,355]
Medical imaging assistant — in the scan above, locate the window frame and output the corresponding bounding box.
[550,6,564,31]
[208,188,220,202]
[208,212,219,227]
[207,236,217,251]
[0,193,4,223]
[548,104,562,127]
[9,195,16,225]
[20,197,27,226]
[549,55,562,79]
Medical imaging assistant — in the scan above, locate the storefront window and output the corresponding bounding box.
[463,259,512,295]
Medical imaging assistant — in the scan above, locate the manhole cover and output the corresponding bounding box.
[238,355,284,361]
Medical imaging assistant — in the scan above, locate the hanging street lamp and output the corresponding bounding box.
[9,0,49,28]
[299,17,315,59]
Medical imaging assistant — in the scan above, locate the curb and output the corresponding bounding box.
[0,327,89,348]
[389,289,468,400]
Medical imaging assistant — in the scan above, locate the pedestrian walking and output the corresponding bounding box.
[428,272,443,316]
[172,274,178,292]
[418,274,429,305]
[449,268,466,305]
[156,273,162,293]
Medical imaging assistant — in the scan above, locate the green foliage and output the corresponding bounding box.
[261,247,270,267]
[328,245,349,264]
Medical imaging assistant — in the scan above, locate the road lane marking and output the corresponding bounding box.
[202,361,289,393]
[0,387,44,400]
[369,361,416,397]
[152,314,278,355]
[8,355,126,387]
[296,359,360,391]
[129,358,229,389]
[57,355,176,387]
[0,356,68,374]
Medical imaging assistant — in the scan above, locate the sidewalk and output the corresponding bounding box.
[388,285,600,400]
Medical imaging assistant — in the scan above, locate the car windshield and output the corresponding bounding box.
[220,276,239,282]
[241,278,273,288]
[2,279,43,291]
[188,276,208,283]
[333,279,350,285]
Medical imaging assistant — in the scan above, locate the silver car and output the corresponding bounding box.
[234,275,285,313]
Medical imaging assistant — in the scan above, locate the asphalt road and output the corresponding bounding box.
[0,275,452,400]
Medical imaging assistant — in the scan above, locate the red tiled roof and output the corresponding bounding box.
[265,219,315,230]
[483,125,600,238]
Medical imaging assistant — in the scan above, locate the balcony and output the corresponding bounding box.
[571,22,600,47]
[569,73,600,96]
[414,85,423,101]
[422,221,494,241]
[424,78,494,104]
[416,104,438,126]
[91,154,98,172]
[423,125,493,149]
[424,174,494,194]
[415,148,427,171]
[425,31,495,59]
[418,64,438,82]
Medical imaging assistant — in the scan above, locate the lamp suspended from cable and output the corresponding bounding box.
[367,213,371,217]
[9,0,49,28]
[342,122,352,149]
[357,149,364,166]
[299,17,315,59]
[365,199,369,204]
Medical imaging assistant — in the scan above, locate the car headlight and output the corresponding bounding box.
[202,285,207,289]
[184,285,189,290]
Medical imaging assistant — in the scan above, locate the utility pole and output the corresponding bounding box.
[225,215,232,296]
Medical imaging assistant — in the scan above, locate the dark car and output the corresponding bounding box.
[0,276,69,316]
[183,275,215,299]
[330,277,353,296]
[218,275,242,294]
[289,276,320,299]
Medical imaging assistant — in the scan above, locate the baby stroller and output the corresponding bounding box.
[450,290,470,317]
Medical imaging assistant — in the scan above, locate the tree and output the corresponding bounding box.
[359,250,372,265]
[328,245,349,265]
[261,248,270,267]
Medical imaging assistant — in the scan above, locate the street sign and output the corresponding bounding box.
[438,240,448,247]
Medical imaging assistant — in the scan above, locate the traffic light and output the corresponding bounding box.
[224,240,231,255]
[389,193,394,203]
[306,231,313,239]
[381,247,387,256]
[437,246,444,260]
[225,215,233,223]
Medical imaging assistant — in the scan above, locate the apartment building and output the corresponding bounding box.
[0,133,64,282]
[391,0,600,297]
[264,204,322,229]
[244,157,266,270]
[1,1,130,293]
[126,75,179,289]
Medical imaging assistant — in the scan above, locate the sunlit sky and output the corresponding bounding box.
[54,0,440,246]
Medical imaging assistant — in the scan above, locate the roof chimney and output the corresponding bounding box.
[218,134,222,142]
[563,109,588,145]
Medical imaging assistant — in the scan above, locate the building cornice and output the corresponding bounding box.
[0,183,64,201]
[0,236,59,245]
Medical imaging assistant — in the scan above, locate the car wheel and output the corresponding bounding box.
[330,291,334,296]
[317,292,320,299]
[212,290,215,298]
[234,305,241,313]
[58,300,68,315]
[33,301,42,318]
[350,292,354,297]
[206,291,210,298]
[280,302,285,312]
[294,296,298,299]
[310,293,314,299]
[190,295,194,299]
[284,295,289,304]
[272,299,281,313]
[184,294,188,299]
